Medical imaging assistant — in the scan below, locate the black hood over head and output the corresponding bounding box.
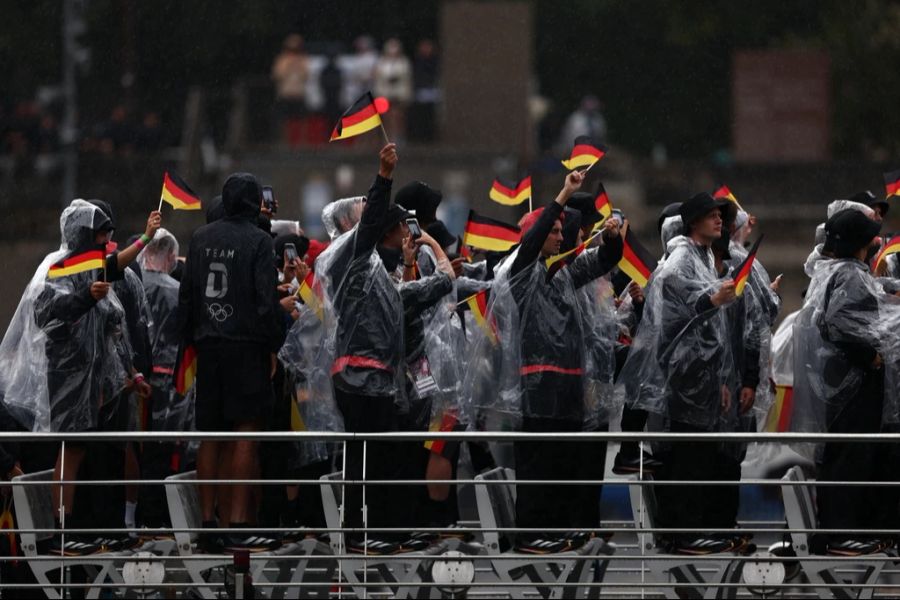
[87,199,116,231]
[206,195,225,224]
[222,173,262,221]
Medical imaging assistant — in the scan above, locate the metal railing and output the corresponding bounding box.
[0,430,898,598]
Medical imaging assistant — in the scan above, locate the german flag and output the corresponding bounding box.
[884,169,900,198]
[713,184,743,209]
[733,235,763,296]
[561,136,606,171]
[459,239,473,263]
[489,176,532,206]
[462,210,521,252]
[290,399,307,432]
[296,271,324,321]
[424,410,464,457]
[47,245,105,279]
[594,183,613,219]
[174,344,197,396]
[617,229,657,288]
[764,385,794,432]
[160,171,201,210]
[874,234,900,270]
[465,289,499,346]
[330,91,382,142]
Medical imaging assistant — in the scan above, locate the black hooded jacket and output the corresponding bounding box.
[178,173,284,352]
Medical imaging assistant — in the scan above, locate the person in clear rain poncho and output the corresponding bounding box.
[0,200,161,555]
[791,208,900,556]
[464,170,623,554]
[313,144,415,554]
[612,203,682,476]
[616,192,743,555]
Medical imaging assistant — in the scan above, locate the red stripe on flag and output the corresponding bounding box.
[331,355,393,375]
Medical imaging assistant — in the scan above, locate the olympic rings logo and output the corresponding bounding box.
[206,303,234,322]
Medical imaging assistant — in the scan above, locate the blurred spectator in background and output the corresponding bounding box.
[319,50,344,136]
[341,35,379,107]
[373,38,412,142]
[271,34,311,149]
[135,111,163,153]
[557,95,607,152]
[95,105,138,156]
[408,39,439,143]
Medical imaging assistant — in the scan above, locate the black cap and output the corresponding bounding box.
[560,208,583,256]
[657,202,682,234]
[679,193,730,235]
[425,220,457,249]
[825,208,881,258]
[849,189,889,217]
[394,181,442,222]
[567,192,602,228]
[87,199,116,231]
[379,204,413,239]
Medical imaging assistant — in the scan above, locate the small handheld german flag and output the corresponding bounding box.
[47,245,105,279]
[618,229,657,288]
[764,385,793,432]
[296,271,324,321]
[160,171,201,211]
[883,169,900,199]
[464,289,499,346]
[330,91,383,142]
[489,176,532,206]
[174,344,198,396]
[594,183,613,222]
[462,210,521,252]
[561,136,606,171]
[873,234,900,271]
[733,235,763,296]
[424,410,465,457]
[712,184,743,210]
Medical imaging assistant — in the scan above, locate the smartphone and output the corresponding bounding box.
[262,186,276,214]
[284,242,299,262]
[611,208,625,226]
[406,218,422,240]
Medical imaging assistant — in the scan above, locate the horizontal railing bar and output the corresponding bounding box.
[0,430,898,442]
[5,581,900,589]
[12,477,899,487]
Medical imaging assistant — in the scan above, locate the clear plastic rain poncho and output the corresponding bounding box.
[578,274,619,429]
[462,239,620,424]
[0,200,128,432]
[615,235,735,431]
[278,301,344,468]
[724,240,779,421]
[321,197,365,240]
[791,259,900,456]
[413,245,465,428]
[138,229,193,431]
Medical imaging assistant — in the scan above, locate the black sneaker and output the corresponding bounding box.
[224,534,281,553]
[47,536,101,556]
[673,537,735,555]
[347,538,401,555]
[401,532,438,552]
[516,537,569,554]
[560,531,591,551]
[826,539,881,556]
[439,523,475,542]
[198,530,227,554]
[93,535,142,553]
[612,451,663,475]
